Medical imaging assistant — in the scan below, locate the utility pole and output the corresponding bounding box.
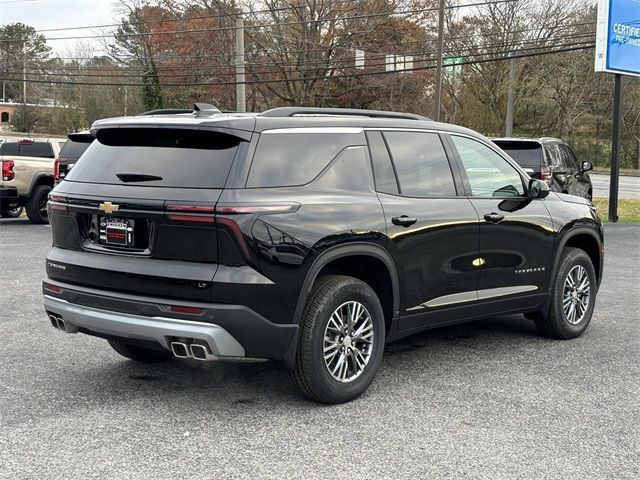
[608,74,623,223]
[433,0,446,121]
[505,57,515,137]
[235,17,246,113]
[22,40,27,105]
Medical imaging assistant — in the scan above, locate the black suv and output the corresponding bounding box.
[43,105,604,403]
[492,137,594,200]
[54,132,94,184]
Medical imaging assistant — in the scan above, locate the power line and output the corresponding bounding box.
[0,0,519,43]
[0,43,595,88]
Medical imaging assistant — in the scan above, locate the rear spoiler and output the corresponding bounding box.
[67,133,94,143]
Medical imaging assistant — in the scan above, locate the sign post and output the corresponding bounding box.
[595,0,640,222]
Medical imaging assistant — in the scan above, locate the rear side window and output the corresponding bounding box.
[59,140,91,159]
[366,131,399,195]
[0,141,54,158]
[493,141,542,168]
[383,131,456,197]
[247,131,364,188]
[65,128,241,188]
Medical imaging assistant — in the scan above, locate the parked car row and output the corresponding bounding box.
[0,133,92,222]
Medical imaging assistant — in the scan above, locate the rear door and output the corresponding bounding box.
[367,130,480,331]
[47,127,247,302]
[449,134,554,300]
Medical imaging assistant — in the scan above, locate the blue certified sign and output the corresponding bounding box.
[595,0,640,76]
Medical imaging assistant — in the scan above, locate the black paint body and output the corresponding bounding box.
[44,113,604,358]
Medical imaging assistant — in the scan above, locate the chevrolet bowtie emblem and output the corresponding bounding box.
[98,202,119,214]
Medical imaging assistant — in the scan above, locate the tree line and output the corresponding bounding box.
[0,0,638,168]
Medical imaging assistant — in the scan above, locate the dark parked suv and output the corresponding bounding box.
[492,137,594,200]
[43,105,604,403]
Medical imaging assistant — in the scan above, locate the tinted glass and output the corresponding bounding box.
[19,142,54,158]
[59,140,92,159]
[0,142,19,155]
[247,131,364,188]
[65,128,241,188]
[493,141,543,168]
[560,145,579,171]
[383,131,455,197]
[366,131,399,194]
[452,135,525,197]
[544,144,561,168]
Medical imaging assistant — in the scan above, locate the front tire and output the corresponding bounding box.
[291,275,385,404]
[534,247,597,339]
[25,184,51,224]
[108,339,173,363]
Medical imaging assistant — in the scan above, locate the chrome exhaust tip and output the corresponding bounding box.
[189,343,209,360]
[170,342,191,358]
[48,314,60,329]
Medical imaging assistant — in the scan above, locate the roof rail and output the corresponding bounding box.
[260,107,431,121]
[138,108,193,116]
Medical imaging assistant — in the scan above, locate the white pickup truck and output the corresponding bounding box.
[0,138,65,223]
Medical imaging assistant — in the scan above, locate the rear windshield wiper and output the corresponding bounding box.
[116,172,163,182]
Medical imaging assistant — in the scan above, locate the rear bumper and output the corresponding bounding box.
[42,280,298,359]
[0,186,19,206]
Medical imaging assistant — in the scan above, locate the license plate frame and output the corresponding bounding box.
[100,217,135,247]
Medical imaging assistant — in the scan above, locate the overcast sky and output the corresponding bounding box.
[0,0,116,55]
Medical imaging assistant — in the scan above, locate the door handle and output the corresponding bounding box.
[392,215,418,227]
[484,213,505,223]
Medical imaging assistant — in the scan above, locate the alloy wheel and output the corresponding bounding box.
[562,265,591,325]
[323,301,374,383]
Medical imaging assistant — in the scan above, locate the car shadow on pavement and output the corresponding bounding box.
[43,314,545,409]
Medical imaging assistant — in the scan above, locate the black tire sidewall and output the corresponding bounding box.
[551,249,597,337]
[307,279,385,403]
[26,185,52,224]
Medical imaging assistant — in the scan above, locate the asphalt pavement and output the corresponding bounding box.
[0,219,639,479]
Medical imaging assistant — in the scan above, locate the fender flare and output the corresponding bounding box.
[283,242,400,369]
[27,173,54,198]
[292,242,400,325]
[551,226,603,287]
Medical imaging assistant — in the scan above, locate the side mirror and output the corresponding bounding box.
[581,161,593,173]
[528,178,550,199]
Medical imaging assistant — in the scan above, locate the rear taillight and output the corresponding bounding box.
[2,160,14,181]
[48,193,68,213]
[53,158,60,181]
[540,166,551,185]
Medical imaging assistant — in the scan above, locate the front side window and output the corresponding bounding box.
[383,131,456,197]
[452,135,525,198]
[559,145,579,172]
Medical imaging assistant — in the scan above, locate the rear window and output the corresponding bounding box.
[492,141,542,168]
[64,128,241,188]
[247,130,365,188]
[0,141,54,158]
[59,139,91,159]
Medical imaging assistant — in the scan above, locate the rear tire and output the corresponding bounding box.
[290,275,385,404]
[0,205,23,218]
[108,339,173,363]
[534,247,597,339]
[25,184,51,224]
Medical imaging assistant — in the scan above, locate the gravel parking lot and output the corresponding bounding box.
[1,219,638,479]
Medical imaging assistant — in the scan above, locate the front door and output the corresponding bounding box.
[448,134,555,302]
[366,130,480,331]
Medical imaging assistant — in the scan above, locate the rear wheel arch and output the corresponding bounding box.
[293,244,399,332]
[27,173,54,197]
[553,228,602,287]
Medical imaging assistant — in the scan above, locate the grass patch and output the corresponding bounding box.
[592,167,640,177]
[592,197,640,223]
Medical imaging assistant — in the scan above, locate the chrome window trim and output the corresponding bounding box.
[261,127,364,134]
